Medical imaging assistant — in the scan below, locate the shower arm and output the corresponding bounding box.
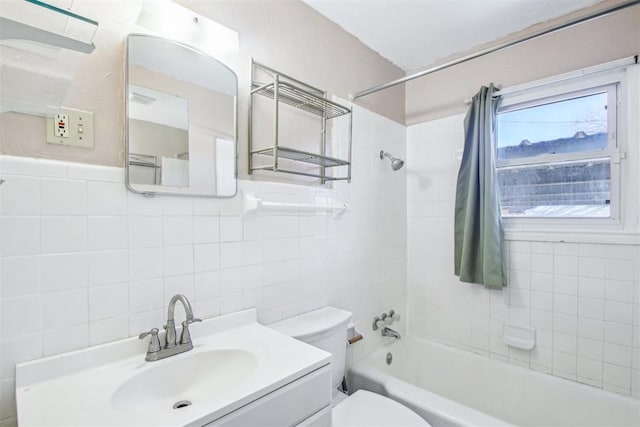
[380,151,395,161]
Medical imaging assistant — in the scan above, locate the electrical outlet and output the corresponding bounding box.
[54,113,69,137]
[46,108,94,149]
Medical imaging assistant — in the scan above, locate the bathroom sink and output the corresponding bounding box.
[15,309,332,426]
[111,349,258,413]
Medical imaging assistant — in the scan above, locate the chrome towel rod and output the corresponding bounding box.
[350,0,640,100]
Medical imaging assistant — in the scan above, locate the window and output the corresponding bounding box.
[495,83,619,220]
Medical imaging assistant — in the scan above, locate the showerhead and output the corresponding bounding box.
[380,150,404,171]
[390,158,404,171]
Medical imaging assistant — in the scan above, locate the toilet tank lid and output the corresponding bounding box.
[268,307,352,339]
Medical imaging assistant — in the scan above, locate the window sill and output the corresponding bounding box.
[504,229,640,245]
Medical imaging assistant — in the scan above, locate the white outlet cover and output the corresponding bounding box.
[46,108,94,149]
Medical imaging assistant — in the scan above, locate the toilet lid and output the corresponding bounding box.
[332,390,431,427]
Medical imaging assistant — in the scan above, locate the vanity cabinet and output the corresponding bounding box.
[208,365,332,426]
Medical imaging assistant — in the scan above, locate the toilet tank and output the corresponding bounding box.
[269,307,352,390]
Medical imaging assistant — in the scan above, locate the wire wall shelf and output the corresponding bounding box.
[252,146,349,168]
[249,60,352,184]
[252,81,351,120]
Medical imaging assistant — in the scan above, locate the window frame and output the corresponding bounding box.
[495,70,627,233]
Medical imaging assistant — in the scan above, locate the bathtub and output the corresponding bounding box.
[349,336,639,427]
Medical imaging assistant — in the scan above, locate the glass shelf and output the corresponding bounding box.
[0,0,98,53]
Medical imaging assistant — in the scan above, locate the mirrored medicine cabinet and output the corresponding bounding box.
[125,34,238,197]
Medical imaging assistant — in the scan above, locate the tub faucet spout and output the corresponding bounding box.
[381,326,401,339]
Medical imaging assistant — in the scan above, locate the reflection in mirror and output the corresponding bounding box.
[129,86,189,187]
[125,34,237,197]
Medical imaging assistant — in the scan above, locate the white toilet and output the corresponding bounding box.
[270,307,430,426]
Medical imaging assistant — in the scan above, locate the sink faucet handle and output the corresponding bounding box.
[179,318,202,346]
[138,327,159,339]
[138,328,161,353]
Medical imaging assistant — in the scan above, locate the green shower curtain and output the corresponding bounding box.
[454,84,507,289]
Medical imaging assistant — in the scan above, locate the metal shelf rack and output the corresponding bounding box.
[249,60,352,183]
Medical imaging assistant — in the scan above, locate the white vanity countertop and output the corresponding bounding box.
[15,309,331,426]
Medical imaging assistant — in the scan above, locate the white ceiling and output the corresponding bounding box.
[303,0,602,71]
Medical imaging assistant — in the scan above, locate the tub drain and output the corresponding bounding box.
[173,400,192,409]
[386,352,392,365]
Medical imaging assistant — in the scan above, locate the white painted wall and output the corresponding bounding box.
[405,3,640,124]
[303,0,600,71]
[406,113,639,399]
[0,2,637,426]
[0,104,406,426]
[0,0,404,168]
[0,2,407,424]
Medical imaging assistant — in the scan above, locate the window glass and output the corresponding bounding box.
[498,159,610,217]
[496,92,608,160]
[496,87,616,219]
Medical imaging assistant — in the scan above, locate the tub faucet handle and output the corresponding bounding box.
[388,309,400,322]
[384,312,394,325]
[372,316,385,331]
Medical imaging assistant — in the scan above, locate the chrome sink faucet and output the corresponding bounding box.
[138,294,202,362]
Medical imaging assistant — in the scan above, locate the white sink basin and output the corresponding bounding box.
[111,349,258,413]
[15,309,332,426]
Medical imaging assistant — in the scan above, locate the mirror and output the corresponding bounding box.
[125,34,237,197]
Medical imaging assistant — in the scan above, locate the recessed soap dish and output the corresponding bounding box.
[503,323,536,350]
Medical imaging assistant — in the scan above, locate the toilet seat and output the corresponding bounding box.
[332,390,431,426]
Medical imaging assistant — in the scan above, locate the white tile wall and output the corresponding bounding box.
[407,114,640,398]
[0,105,407,425]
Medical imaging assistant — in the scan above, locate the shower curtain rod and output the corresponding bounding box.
[350,0,640,100]
[458,54,637,104]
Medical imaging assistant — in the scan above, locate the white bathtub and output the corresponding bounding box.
[349,336,640,427]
